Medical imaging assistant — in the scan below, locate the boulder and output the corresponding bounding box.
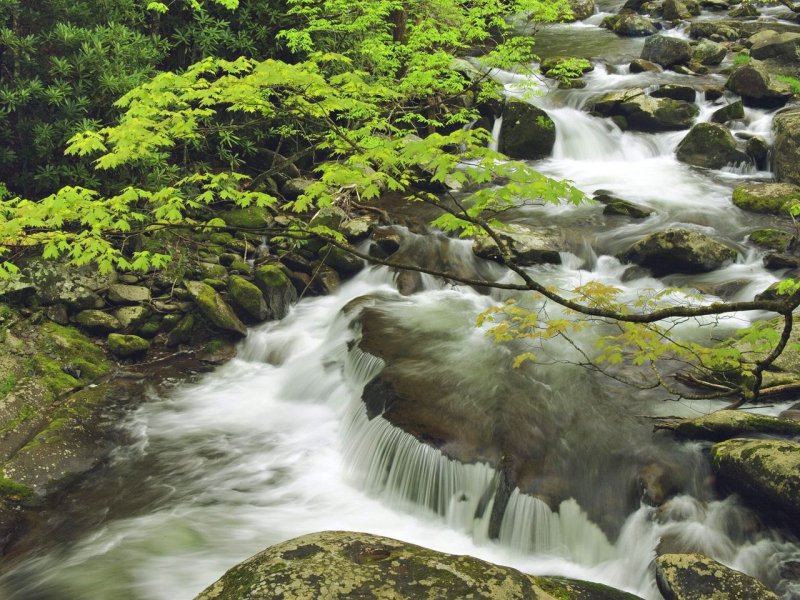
[774,108,800,186]
[219,205,272,230]
[498,98,556,160]
[194,531,644,600]
[629,58,662,73]
[604,13,659,37]
[594,192,654,218]
[711,100,745,123]
[748,30,800,61]
[732,182,800,215]
[590,89,698,132]
[106,333,150,358]
[253,264,298,321]
[567,0,596,20]
[641,35,692,68]
[749,228,792,251]
[320,245,364,277]
[185,281,247,338]
[540,56,594,79]
[746,135,769,169]
[711,438,800,526]
[725,61,793,108]
[166,314,195,347]
[227,275,268,322]
[106,284,150,305]
[693,39,728,65]
[729,2,759,17]
[20,261,115,310]
[690,21,740,41]
[113,305,150,329]
[675,123,750,169]
[671,410,800,442]
[656,553,779,600]
[473,224,564,265]
[74,310,122,334]
[663,0,692,20]
[620,228,737,275]
[651,84,696,102]
[282,177,315,200]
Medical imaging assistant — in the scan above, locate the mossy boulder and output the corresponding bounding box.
[620,228,737,275]
[106,334,150,358]
[641,35,692,69]
[693,39,727,65]
[253,264,298,321]
[540,55,594,79]
[671,410,800,442]
[655,553,778,600]
[774,108,800,186]
[185,281,247,338]
[166,314,195,347]
[602,13,658,37]
[498,98,556,160]
[675,123,749,169]
[594,192,653,218]
[219,205,272,230]
[590,89,699,132]
[320,244,364,277]
[725,61,793,108]
[748,30,800,62]
[113,305,151,330]
[194,531,643,600]
[732,182,800,215]
[567,0,596,20]
[749,228,791,251]
[473,223,564,265]
[227,275,268,322]
[711,438,800,525]
[74,310,122,335]
[710,100,744,124]
[106,284,150,305]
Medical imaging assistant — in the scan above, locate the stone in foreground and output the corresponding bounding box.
[655,553,778,600]
[194,531,643,600]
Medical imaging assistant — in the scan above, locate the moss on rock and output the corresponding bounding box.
[672,409,800,442]
[656,553,778,599]
[227,275,268,322]
[107,334,150,358]
[185,281,247,338]
[749,228,791,251]
[732,182,800,215]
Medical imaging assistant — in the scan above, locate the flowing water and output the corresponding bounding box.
[4,9,800,600]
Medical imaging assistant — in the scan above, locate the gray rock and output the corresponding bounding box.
[748,30,800,61]
[253,264,298,321]
[726,61,793,108]
[671,410,800,442]
[629,58,662,73]
[711,100,745,123]
[651,84,696,102]
[567,0,596,20]
[663,0,692,20]
[594,192,654,218]
[729,2,759,17]
[774,108,800,186]
[107,333,150,358]
[106,284,150,305]
[499,98,556,160]
[693,39,728,65]
[590,89,699,132]
[185,281,247,338]
[641,35,693,68]
[676,122,750,169]
[74,310,122,334]
[620,228,737,275]
[194,531,644,600]
[711,438,800,528]
[656,553,778,600]
[604,13,659,37]
[473,224,564,265]
[746,135,769,169]
[282,177,315,200]
[20,261,116,309]
[166,314,195,347]
[113,305,150,329]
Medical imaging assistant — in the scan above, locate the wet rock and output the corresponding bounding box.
[774,108,800,186]
[693,39,728,65]
[281,177,315,200]
[594,192,654,218]
[690,20,740,41]
[711,100,745,123]
[749,228,792,251]
[106,284,150,305]
[74,310,122,334]
[629,58,662,73]
[732,182,800,215]
[227,275,268,322]
[185,281,247,338]
[780,402,800,421]
[603,13,659,37]
[746,135,769,169]
[729,2,759,17]
[567,0,596,20]
[541,56,594,79]
[711,438,800,527]
[656,553,779,600]
[639,462,681,505]
[672,410,800,442]
[498,98,556,160]
[651,84,696,102]
[590,89,699,132]
[764,252,800,270]
[663,0,692,20]
[113,305,150,330]
[641,35,692,68]
[107,333,150,358]
[166,314,195,347]
[725,61,793,108]
[473,224,564,265]
[676,123,750,169]
[701,0,730,9]
[372,228,403,256]
[194,531,644,600]
[620,228,737,275]
[320,245,364,277]
[312,265,341,296]
[253,264,298,321]
[341,216,375,242]
[748,30,800,61]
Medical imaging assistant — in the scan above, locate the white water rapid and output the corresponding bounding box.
[5,6,800,600]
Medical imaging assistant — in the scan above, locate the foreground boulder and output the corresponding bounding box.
[748,30,800,62]
[732,182,800,215]
[590,89,698,132]
[676,123,749,169]
[499,98,556,160]
[671,410,800,442]
[620,228,737,275]
[185,281,247,338]
[774,108,800,186]
[194,531,643,600]
[656,553,778,600]
[711,438,800,526]
[725,61,793,108]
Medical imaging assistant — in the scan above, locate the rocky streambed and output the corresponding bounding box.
[3,0,800,598]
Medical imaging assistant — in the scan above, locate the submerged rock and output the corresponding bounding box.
[711,438,800,527]
[671,410,800,442]
[656,553,779,600]
[774,108,800,187]
[621,228,737,275]
[732,182,800,215]
[676,122,750,169]
[194,531,644,600]
[498,98,556,160]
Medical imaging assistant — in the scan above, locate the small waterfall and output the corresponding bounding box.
[489,115,503,152]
